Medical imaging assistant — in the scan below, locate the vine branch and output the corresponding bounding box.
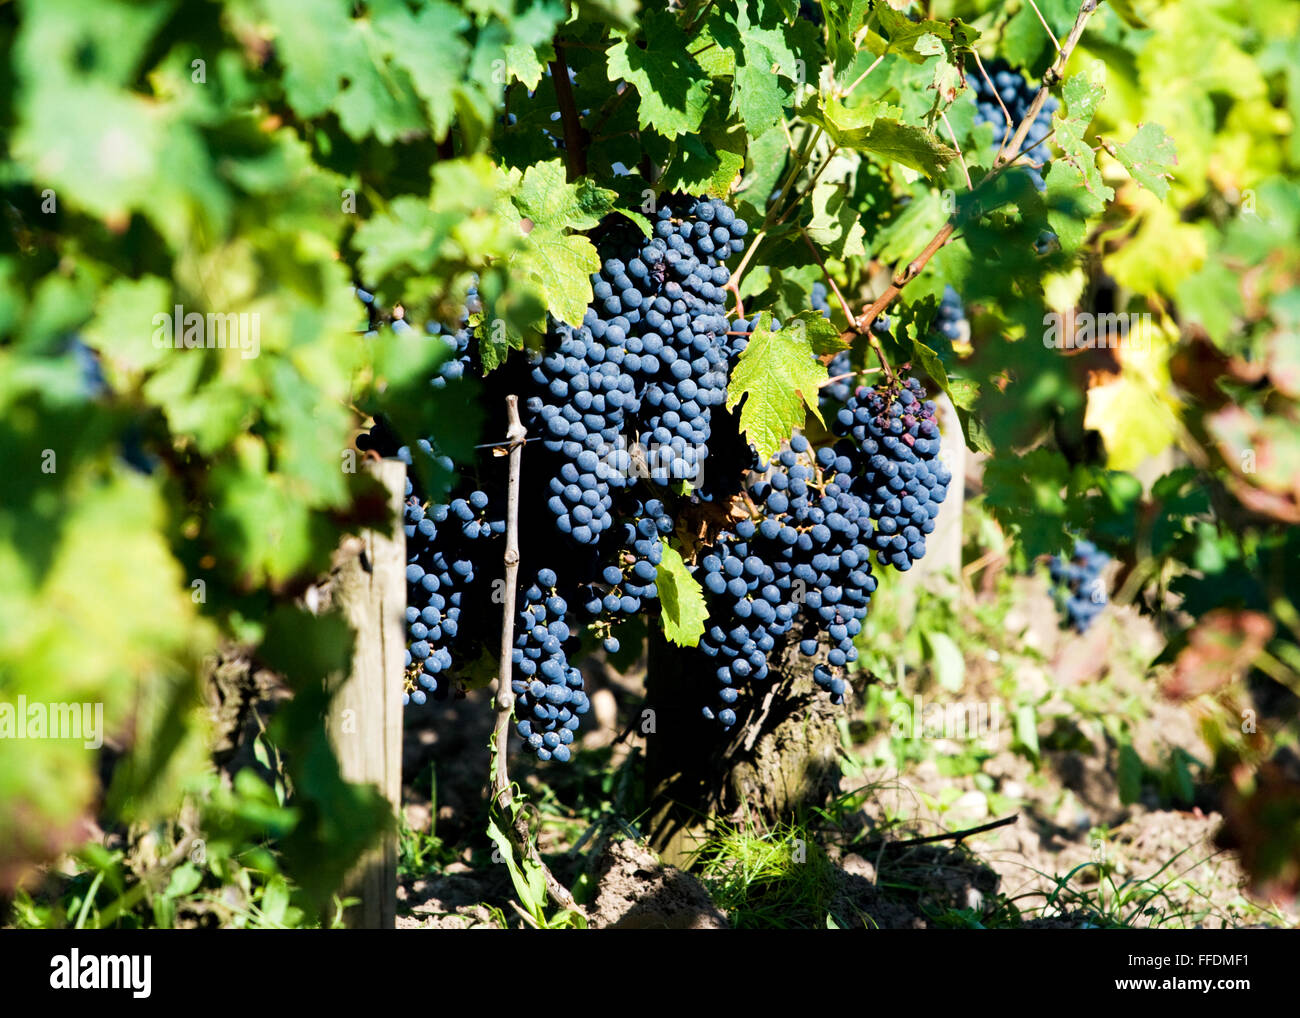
[549,47,587,180]
[852,0,1099,331]
[490,395,582,916]
[800,228,895,385]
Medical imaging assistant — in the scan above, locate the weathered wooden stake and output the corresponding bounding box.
[328,457,406,929]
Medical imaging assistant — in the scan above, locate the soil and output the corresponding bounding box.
[395,574,1298,930]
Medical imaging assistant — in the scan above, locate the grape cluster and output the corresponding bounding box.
[397,483,503,705]
[358,195,955,759]
[358,196,759,758]
[693,434,880,724]
[631,198,746,482]
[834,377,950,571]
[510,568,590,762]
[968,60,1058,189]
[522,195,745,545]
[935,285,966,345]
[1049,540,1110,632]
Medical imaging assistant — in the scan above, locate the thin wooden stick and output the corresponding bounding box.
[490,395,582,916]
[858,814,1019,852]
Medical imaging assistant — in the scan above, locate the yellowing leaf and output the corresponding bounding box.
[1084,314,1181,471]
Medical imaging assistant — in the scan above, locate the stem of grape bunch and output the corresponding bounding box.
[854,0,1101,332]
[490,395,582,915]
[801,228,896,385]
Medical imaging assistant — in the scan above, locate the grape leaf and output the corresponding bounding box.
[1111,123,1177,200]
[499,160,614,326]
[726,312,829,459]
[660,107,747,199]
[711,0,821,139]
[512,159,617,232]
[868,2,980,60]
[805,181,867,259]
[1046,75,1113,227]
[823,0,875,71]
[657,543,708,647]
[505,42,552,90]
[816,101,957,178]
[353,196,455,282]
[511,227,600,327]
[607,11,713,139]
[374,1,473,141]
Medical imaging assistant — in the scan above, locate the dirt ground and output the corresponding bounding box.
[396,575,1298,930]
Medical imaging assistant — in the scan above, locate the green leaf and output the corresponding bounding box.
[486,808,547,919]
[512,227,600,327]
[353,197,455,282]
[513,160,617,232]
[1042,76,1113,248]
[1117,743,1143,805]
[375,1,473,141]
[946,377,980,412]
[867,3,980,60]
[1015,705,1040,763]
[660,109,747,199]
[657,544,708,647]
[793,310,848,356]
[712,3,820,140]
[1111,123,1177,200]
[260,875,291,926]
[921,631,965,692]
[805,182,867,259]
[504,42,552,90]
[726,312,829,459]
[607,11,713,139]
[817,101,957,178]
[164,863,203,900]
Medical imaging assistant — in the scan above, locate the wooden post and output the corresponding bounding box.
[327,458,406,928]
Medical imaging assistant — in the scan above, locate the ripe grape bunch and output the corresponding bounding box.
[968,59,1058,188]
[1049,539,1110,633]
[357,194,950,757]
[834,376,951,571]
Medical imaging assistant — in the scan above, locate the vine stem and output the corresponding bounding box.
[549,47,587,180]
[854,0,1099,331]
[800,228,895,384]
[992,0,1097,170]
[969,50,1013,135]
[490,395,582,916]
[733,125,822,292]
